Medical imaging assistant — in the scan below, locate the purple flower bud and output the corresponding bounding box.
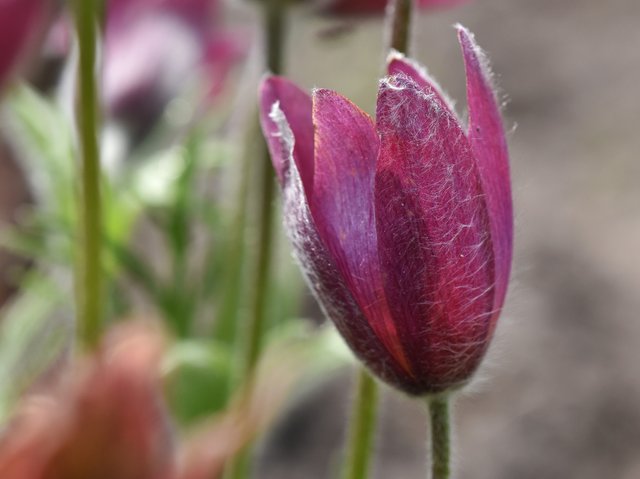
[259,26,512,395]
[0,0,51,91]
[319,0,469,16]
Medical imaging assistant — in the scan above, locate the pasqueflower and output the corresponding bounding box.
[259,26,512,395]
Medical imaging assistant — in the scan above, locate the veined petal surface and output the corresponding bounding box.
[310,89,413,377]
[260,94,416,390]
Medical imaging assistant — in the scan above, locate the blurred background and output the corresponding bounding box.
[0,0,639,478]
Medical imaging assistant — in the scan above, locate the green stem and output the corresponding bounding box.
[388,0,414,55]
[238,0,286,397]
[428,395,451,479]
[224,0,286,477]
[166,132,199,336]
[72,0,102,349]
[343,369,379,479]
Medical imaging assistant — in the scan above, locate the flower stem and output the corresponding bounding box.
[343,369,379,479]
[428,395,451,479]
[239,0,286,397]
[224,0,286,477]
[72,0,102,349]
[388,0,414,55]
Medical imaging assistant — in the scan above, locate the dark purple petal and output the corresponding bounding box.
[386,52,456,118]
[458,25,513,316]
[374,74,495,392]
[322,0,469,15]
[310,89,413,376]
[258,76,314,190]
[262,98,416,391]
[0,0,50,90]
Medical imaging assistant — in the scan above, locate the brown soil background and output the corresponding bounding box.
[256,0,640,477]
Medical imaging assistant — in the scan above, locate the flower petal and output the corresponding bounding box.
[322,0,469,15]
[259,76,314,190]
[0,0,50,90]
[310,89,413,377]
[457,25,513,314]
[386,51,457,117]
[266,99,416,391]
[375,74,496,391]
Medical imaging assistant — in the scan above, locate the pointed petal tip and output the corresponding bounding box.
[311,87,336,100]
[381,64,461,127]
[312,88,376,128]
[454,22,470,37]
[454,23,477,48]
[385,49,405,65]
[259,72,276,86]
[259,74,295,93]
[456,25,493,78]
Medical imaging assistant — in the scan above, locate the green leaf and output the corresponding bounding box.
[0,273,70,425]
[162,339,233,426]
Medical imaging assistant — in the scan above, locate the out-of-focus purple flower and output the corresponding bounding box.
[319,0,469,16]
[0,0,51,91]
[103,0,247,136]
[259,26,512,395]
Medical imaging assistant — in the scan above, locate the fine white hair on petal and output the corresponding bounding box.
[386,48,459,118]
[455,23,509,112]
[268,99,296,183]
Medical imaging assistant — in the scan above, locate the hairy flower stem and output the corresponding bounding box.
[343,369,379,479]
[428,396,451,479]
[388,0,414,55]
[72,0,102,349]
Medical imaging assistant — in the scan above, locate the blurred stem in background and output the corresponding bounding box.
[388,0,414,54]
[339,1,416,477]
[242,0,286,378]
[428,396,451,479]
[225,0,287,477]
[164,132,200,337]
[342,370,379,479]
[72,0,103,349]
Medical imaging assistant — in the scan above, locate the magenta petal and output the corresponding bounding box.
[259,76,314,190]
[375,74,496,391]
[324,0,469,15]
[458,25,513,315]
[386,52,457,117]
[0,0,49,90]
[310,89,413,375]
[262,98,416,391]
